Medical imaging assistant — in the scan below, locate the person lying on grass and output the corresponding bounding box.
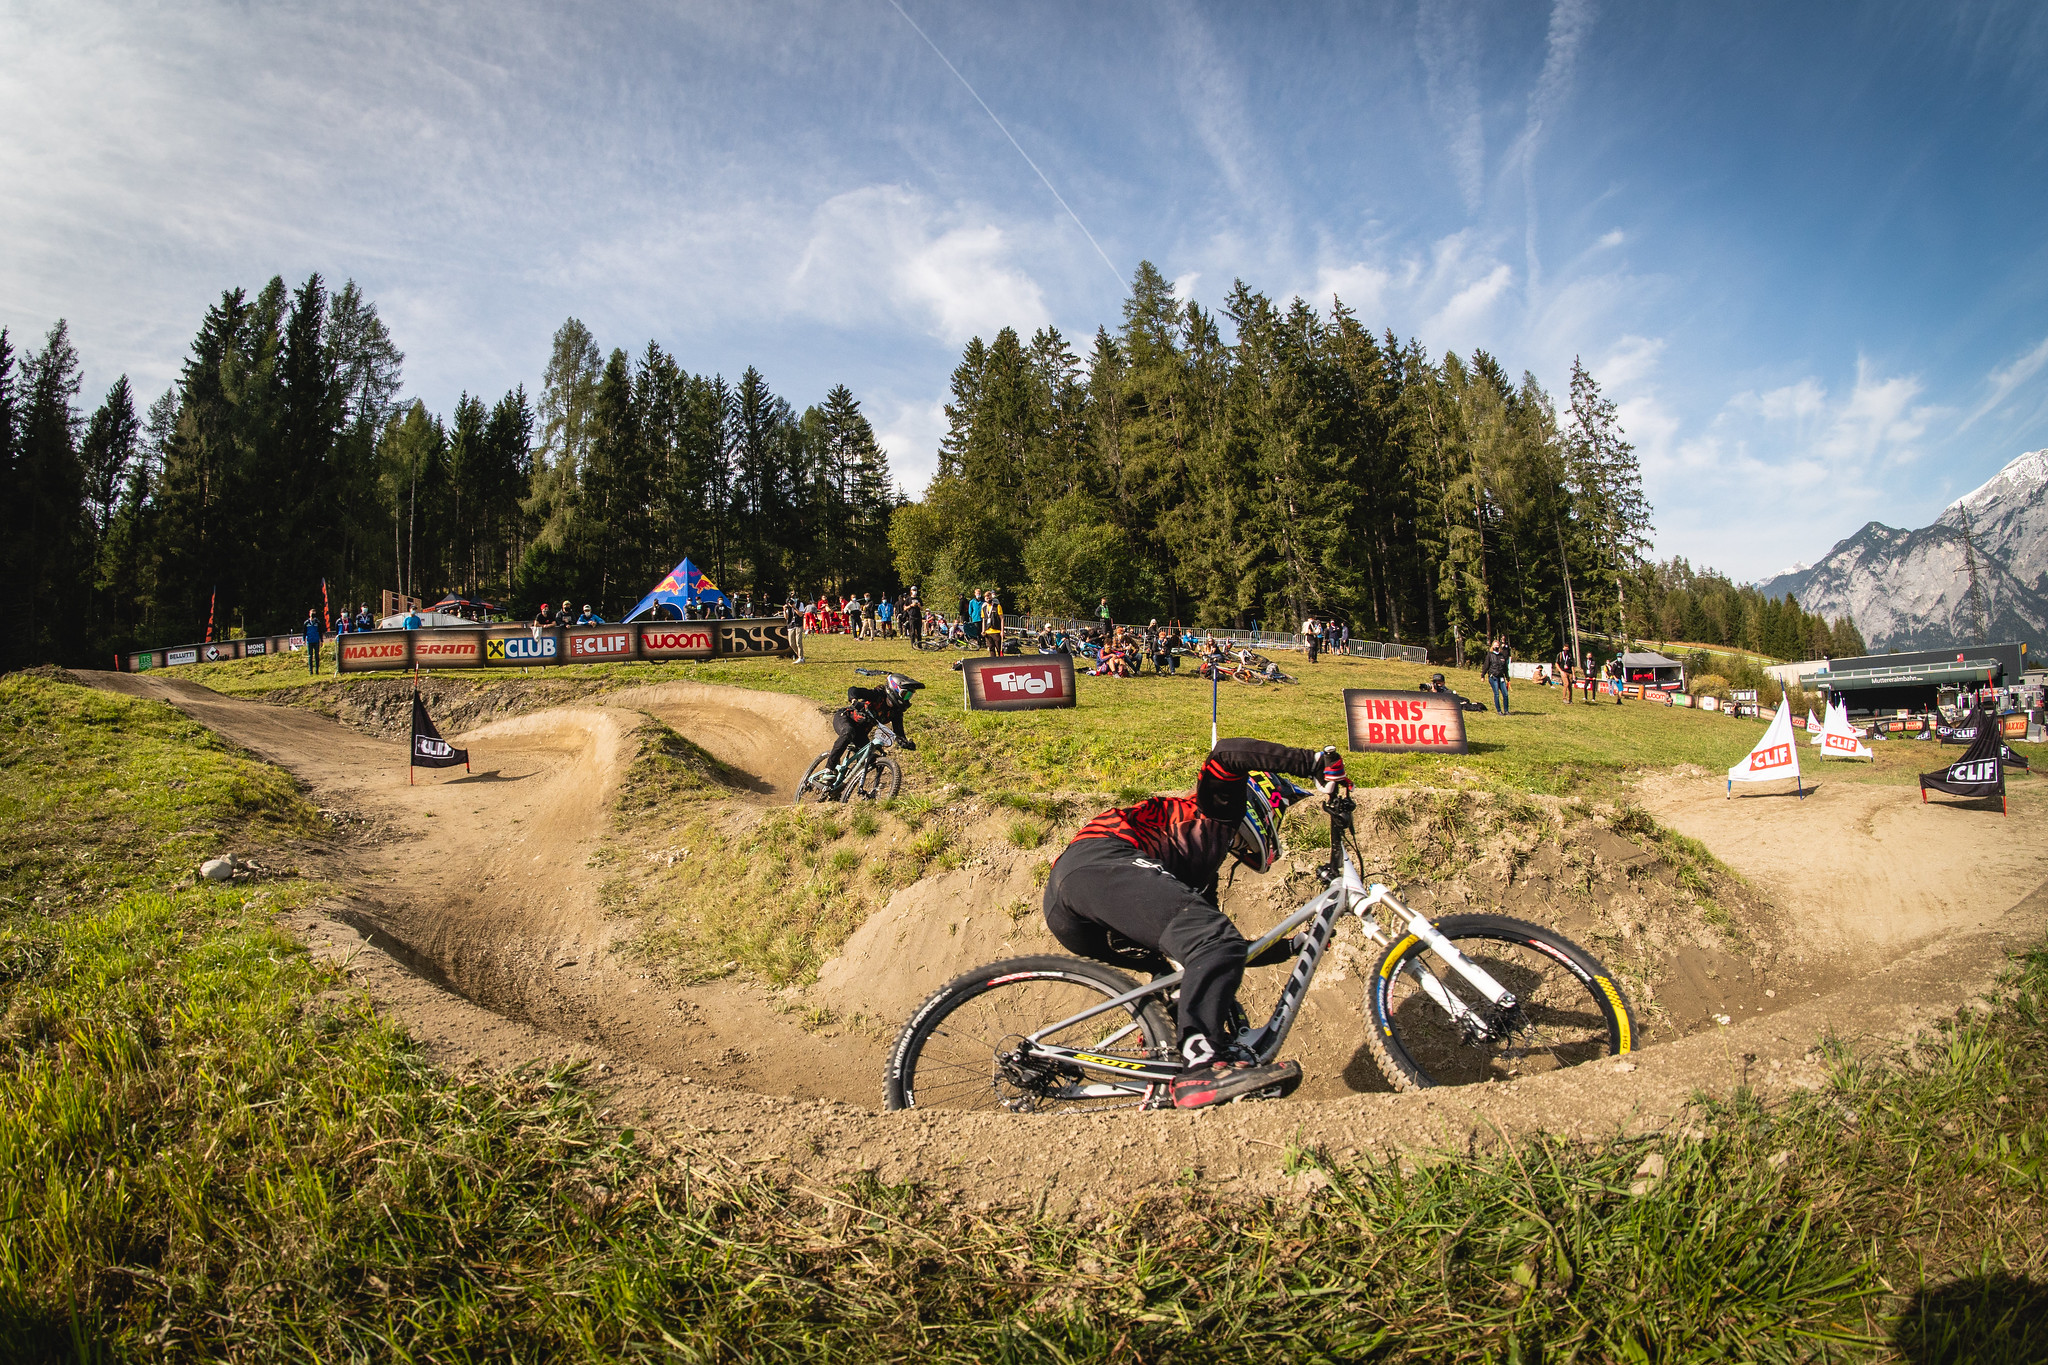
[1042,739,1350,1109]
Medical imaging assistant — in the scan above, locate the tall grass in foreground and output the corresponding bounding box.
[2,673,2044,1360]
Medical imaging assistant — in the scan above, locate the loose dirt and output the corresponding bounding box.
[78,671,2048,1211]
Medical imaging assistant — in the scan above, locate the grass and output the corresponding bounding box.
[5,671,2048,1358]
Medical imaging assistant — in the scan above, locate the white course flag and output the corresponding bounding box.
[1806,708,1823,746]
[1819,698,1872,760]
[1730,697,1804,796]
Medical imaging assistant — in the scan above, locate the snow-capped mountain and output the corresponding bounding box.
[1758,449,2048,650]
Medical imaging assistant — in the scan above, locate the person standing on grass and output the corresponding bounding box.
[1097,597,1112,634]
[1556,647,1575,704]
[1606,655,1625,705]
[302,610,323,674]
[1483,638,1510,714]
[1304,617,1321,665]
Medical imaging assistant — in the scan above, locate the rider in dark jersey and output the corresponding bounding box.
[825,673,921,792]
[1042,738,1349,1108]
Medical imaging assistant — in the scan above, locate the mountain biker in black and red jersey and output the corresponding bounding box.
[825,673,922,793]
[1041,738,1349,1108]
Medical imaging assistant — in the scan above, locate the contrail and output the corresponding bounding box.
[885,0,1125,288]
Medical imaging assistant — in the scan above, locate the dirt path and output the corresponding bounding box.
[79,672,2048,1210]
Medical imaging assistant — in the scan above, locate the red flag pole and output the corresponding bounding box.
[206,587,217,643]
[322,579,332,635]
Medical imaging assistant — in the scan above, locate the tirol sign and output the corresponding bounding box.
[1343,690,1470,754]
[962,654,1077,711]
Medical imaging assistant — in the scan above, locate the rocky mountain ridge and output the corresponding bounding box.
[1758,449,2048,651]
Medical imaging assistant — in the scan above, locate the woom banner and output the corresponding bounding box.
[338,635,412,672]
[411,629,486,668]
[962,654,1077,711]
[637,623,717,659]
[1343,690,1470,755]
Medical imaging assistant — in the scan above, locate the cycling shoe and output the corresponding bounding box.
[1170,1058,1302,1109]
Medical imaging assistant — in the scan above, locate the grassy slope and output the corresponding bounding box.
[6,672,2046,1358]
[192,634,1940,800]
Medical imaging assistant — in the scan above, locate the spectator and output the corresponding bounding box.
[1555,647,1575,704]
[1304,617,1321,665]
[1097,597,1112,634]
[1483,638,1510,714]
[877,595,894,638]
[966,590,983,643]
[576,604,605,625]
[334,608,350,638]
[1605,655,1624,705]
[302,610,323,674]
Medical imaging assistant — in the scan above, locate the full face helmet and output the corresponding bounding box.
[1230,772,1310,873]
[884,673,925,706]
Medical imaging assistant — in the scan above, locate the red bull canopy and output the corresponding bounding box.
[623,557,728,621]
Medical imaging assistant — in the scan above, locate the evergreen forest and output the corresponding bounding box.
[0,262,1861,670]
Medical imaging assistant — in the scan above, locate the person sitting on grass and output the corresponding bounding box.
[1043,739,1350,1108]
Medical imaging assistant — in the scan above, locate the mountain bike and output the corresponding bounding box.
[884,777,1636,1111]
[794,725,903,804]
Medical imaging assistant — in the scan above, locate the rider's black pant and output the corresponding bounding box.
[828,714,873,772]
[1042,836,1247,1063]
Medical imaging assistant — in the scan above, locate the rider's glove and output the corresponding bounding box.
[899,737,917,751]
[1320,746,1350,788]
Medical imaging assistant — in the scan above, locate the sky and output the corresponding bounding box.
[4,0,2046,582]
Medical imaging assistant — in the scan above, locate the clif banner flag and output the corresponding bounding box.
[1343,690,1470,754]
[962,655,1077,712]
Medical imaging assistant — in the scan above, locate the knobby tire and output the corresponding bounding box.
[1363,913,1635,1090]
[885,956,1175,1113]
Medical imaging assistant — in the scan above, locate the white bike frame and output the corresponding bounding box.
[1012,781,1521,1102]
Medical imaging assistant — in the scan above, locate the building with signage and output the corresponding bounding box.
[1793,641,2031,716]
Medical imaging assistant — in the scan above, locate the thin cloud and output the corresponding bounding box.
[1415,0,1486,214]
[1962,334,2048,429]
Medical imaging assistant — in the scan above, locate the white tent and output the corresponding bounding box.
[1818,698,1873,760]
[1729,697,1804,797]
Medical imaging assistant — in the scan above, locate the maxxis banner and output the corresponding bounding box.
[338,634,413,672]
[962,654,1077,711]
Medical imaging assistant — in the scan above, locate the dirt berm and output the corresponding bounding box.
[82,671,2048,1213]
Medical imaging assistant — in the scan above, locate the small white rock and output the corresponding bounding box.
[199,857,235,883]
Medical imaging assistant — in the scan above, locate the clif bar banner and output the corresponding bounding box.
[136,618,799,674]
[962,654,1077,711]
[1343,689,1470,754]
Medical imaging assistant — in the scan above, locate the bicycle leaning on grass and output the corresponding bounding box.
[884,777,1637,1111]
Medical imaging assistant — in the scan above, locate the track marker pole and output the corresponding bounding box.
[1211,664,1219,749]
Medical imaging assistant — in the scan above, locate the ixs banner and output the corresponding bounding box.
[715,620,797,656]
[1343,690,1469,755]
[199,641,242,663]
[566,628,636,662]
[962,654,1077,711]
[637,624,716,660]
[338,635,412,672]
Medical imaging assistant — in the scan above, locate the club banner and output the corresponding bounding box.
[338,634,412,672]
[637,623,718,660]
[1344,690,1471,754]
[1921,714,2005,809]
[962,654,1077,711]
[483,627,562,667]
[409,691,469,777]
[1729,698,1802,794]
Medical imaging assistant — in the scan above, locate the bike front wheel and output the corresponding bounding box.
[884,956,1175,1112]
[853,754,902,801]
[794,753,835,804]
[1363,914,1635,1090]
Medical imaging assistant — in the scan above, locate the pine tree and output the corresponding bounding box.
[11,321,90,667]
[80,375,138,538]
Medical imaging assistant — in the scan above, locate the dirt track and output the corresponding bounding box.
[82,671,2048,1211]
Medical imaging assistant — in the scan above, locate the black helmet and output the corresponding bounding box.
[1432,672,1446,684]
[884,673,925,705]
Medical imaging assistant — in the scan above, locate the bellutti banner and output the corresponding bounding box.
[1343,690,1470,754]
[962,654,1077,711]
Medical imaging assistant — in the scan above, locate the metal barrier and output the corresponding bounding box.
[1003,615,1426,663]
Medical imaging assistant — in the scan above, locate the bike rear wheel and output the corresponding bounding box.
[885,956,1175,1112]
[854,754,902,801]
[794,753,835,804]
[1364,914,1634,1090]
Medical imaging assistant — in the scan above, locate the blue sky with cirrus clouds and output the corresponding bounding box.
[3,0,2044,581]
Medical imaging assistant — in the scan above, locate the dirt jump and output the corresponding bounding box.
[82,671,2048,1212]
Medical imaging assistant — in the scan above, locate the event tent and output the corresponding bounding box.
[623,557,728,622]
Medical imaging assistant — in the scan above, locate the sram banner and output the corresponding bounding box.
[962,654,1076,711]
[338,636,411,672]
[1343,690,1470,754]
[411,629,485,667]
